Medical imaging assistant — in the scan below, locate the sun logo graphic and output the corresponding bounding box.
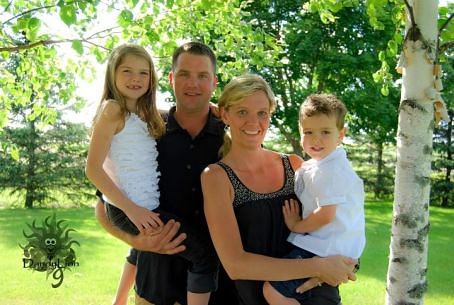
[20,213,80,288]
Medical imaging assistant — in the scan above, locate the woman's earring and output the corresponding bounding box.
[224,124,230,132]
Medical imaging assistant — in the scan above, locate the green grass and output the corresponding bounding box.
[0,207,134,305]
[340,200,454,305]
[0,202,452,305]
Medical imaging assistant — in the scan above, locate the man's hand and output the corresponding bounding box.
[129,219,187,254]
[95,200,186,255]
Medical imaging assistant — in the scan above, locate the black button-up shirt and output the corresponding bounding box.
[157,106,224,232]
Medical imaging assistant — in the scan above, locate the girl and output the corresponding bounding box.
[86,44,218,305]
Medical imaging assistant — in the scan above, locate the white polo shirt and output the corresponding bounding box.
[287,147,365,259]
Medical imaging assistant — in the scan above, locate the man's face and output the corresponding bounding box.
[169,53,217,114]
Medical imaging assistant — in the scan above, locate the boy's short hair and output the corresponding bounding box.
[299,94,347,130]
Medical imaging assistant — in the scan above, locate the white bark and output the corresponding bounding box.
[386,1,438,305]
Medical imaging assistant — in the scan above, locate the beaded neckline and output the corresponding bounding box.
[217,155,295,208]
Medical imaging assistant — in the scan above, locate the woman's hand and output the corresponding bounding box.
[315,255,357,287]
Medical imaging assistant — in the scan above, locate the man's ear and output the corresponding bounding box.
[169,71,174,87]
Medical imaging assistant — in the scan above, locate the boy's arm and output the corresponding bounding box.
[283,199,336,233]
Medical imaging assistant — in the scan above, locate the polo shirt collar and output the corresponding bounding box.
[166,106,224,136]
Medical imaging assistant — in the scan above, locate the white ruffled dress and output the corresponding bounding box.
[102,113,160,211]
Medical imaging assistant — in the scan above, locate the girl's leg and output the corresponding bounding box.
[187,292,211,305]
[113,260,136,305]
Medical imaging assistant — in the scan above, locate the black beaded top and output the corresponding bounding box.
[217,154,295,207]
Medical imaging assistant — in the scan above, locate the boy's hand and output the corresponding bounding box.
[283,199,301,231]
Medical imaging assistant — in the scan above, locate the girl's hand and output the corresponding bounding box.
[126,205,164,233]
[316,255,357,287]
[283,199,301,231]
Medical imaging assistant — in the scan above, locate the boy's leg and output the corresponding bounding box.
[263,281,300,305]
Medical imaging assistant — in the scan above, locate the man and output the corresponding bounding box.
[95,42,237,305]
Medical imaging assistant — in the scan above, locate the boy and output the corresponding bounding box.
[263,94,365,305]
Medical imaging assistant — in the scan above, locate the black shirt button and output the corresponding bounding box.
[186,164,192,170]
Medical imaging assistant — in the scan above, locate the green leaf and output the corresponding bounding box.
[59,5,77,26]
[72,40,83,55]
[380,85,389,96]
[27,17,41,31]
[11,146,20,161]
[126,0,140,9]
[118,9,134,27]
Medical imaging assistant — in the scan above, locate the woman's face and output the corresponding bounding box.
[223,90,271,149]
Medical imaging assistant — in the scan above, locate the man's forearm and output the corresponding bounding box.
[95,200,133,245]
[94,199,186,254]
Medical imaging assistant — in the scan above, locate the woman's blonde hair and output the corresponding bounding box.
[91,44,165,138]
[218,74,276,157]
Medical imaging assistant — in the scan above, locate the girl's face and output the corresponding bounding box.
[115,54,150,106]
[222,90,271,149]
[300,114,345,161]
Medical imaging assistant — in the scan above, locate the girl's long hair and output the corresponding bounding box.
[91,44,165,139]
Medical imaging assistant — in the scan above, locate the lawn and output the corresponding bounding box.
[0,201,452,305]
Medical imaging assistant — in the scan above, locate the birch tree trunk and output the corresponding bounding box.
[386,1,438,304]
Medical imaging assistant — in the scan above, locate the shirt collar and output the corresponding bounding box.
[304,147,346,168]
[166,106,224,136]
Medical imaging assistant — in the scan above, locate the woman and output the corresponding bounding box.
[201,74,356,305]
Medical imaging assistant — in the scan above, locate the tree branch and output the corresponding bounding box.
[0,38,110,52]
[1,5,57,26]
[436,14,453,63]
[403,0,416,28]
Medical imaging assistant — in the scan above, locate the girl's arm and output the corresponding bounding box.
[86,101,162,232]
[201,164,356,286]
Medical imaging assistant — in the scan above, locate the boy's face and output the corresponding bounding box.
[300,114,345,161]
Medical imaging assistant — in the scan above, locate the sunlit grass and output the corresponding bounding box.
[0,201,452,304]
[341,200,454,305]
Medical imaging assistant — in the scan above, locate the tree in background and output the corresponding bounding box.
[431,13,453,207]
[0,40,89,208]
[0,119,90,208]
